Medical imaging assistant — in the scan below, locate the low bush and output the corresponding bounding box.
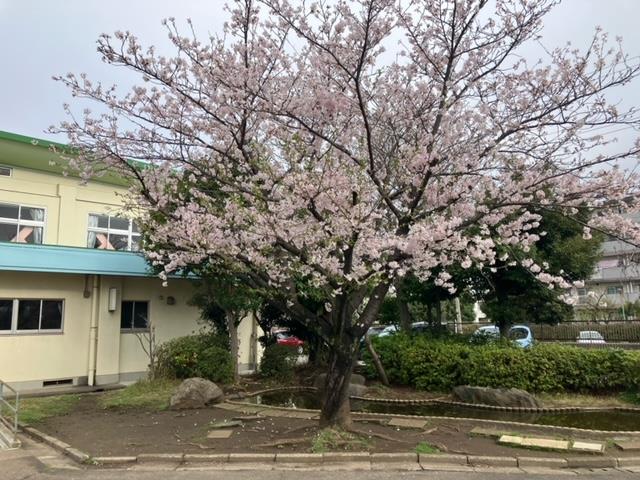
[155,333,234,384]
[259,344,298,382]
[365,334,640,393]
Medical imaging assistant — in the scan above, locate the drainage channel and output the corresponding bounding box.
[245,389,640,432]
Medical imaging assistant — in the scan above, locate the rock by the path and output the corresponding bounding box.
[314,373,368,397]
[170,377,224,410]
[453,385,541,408]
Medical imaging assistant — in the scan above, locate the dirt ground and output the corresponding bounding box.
[33,393,629,458]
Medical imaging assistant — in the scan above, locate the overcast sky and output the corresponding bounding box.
[1,0,639,150]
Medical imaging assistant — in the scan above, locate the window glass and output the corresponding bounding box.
[121,301,133,329]
[121,301,149,330]
[17,300,40,330]
[20,206,45,221]
[133,302,149,329]
[0,203,19,219]
[0,222,17,242]
[90,214,109,229]
[130,236,141,251]
[132,222,140,233]
[110,217,129,231]
[18,226,43,244]
[89,214,138,251]
[108,233,129,250]
[0,300,12,330]
[40,301,63,329]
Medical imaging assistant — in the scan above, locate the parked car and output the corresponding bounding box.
[276,332,305,354]
[377,324,399,337]
[471,325,534,348]
[576,330,606,345]
[365,325,387,338]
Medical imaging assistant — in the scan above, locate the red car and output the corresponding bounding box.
[276,332,304,354]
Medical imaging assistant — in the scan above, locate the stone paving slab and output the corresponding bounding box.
[498,434,523,446]
[521,437,570,451]
[387,417,428,429]
[614,439,640,451]
[571,441,605,453]
[207,429,234,439]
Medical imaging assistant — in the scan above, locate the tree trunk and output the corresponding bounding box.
[395,279,413,332]
[365,334,389,386]
[319,341,356,428]
[227,314,239,383]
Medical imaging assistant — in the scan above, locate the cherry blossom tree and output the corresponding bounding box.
[53,0,640,427]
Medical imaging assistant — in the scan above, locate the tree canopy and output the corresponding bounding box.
[55,0,640,427]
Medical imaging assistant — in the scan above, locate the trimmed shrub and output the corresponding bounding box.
[156,333,234,384]
[365,334,640,393]
[260,344,297,382]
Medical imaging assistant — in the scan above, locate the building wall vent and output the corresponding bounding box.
[42,378,73,387]
[0,165,12,177]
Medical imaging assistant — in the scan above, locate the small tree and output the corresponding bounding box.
[55,0,640,427]
[134,315,159,379]
[190,270,262,382]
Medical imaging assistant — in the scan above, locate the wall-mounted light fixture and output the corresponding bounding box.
[108,287,118,312]
[166,296,176,306]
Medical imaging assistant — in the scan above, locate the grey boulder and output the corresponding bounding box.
[453,385,541,409]
[170,377,224,410]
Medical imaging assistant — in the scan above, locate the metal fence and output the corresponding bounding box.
[453,320,640,347]
[0,380,19,448]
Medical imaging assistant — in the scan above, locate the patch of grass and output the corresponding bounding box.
[18,394,82,425]
[619,391,640,405]
[415,441,439,454]
[98,378,179,411]
[310,428,372,453]
[538,392,633,408]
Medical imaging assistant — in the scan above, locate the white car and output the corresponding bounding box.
[576,330,606,344]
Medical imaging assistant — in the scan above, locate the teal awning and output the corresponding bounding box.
[0,242,155,277]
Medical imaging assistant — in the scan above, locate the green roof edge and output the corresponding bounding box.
[0,130,128,187]
[0,130,70,151]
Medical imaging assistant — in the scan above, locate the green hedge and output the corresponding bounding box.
[259,344,298,382]
[365,334,640,393]
[156,333,234,384]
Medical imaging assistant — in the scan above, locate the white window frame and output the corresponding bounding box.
[0,202,46,244]
[0,165,12,177]
[120,300,150,332]
[0,298,64,335]
[87,213,140,251]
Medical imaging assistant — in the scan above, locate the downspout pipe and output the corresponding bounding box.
[88,275,100,386]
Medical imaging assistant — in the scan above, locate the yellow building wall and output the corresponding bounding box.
[116,277,202,380]
[0,165,130,247]
[0,271,92,386]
